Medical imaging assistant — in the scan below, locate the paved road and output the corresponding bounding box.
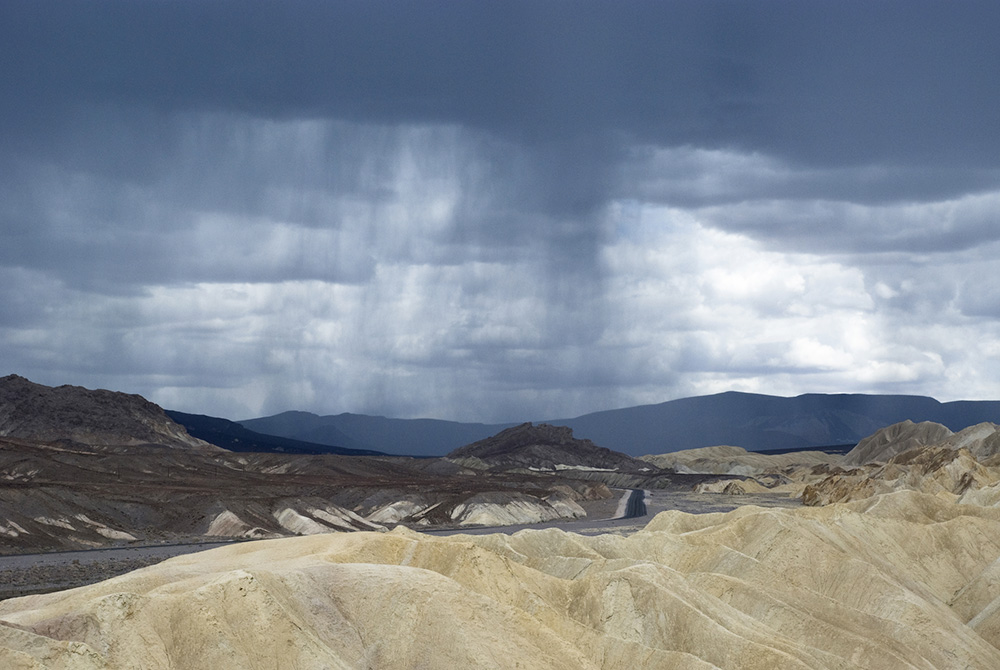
[622,488,647,518]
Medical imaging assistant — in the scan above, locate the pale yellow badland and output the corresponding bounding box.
[4,487,1000,669]
[7,418,1000,669]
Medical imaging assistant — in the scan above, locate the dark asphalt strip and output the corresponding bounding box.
[623,488,647,519]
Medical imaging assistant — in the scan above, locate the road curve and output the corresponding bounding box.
[622,488,647,519]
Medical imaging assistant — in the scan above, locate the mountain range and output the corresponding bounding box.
[240,392,1000,457]
[164,410,388,456]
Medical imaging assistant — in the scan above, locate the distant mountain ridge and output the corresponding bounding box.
[241,392,1000,457]
[554,392,1000,456]
[240,411,515,457]
[165,410,389,456]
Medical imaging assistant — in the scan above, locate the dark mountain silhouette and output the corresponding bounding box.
[165,410,388,456]
[552,392,1000,455]
[241,392,1000,457]
[240,411,515,457]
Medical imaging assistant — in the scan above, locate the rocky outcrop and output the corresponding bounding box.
[804,422,1000,506]
[4,491,1000,669]
[940,421,1000,461]
[841,419,953,466]
[0,375,216,451]
[359,489,591,528]
[803,445,1000,506]
[449,423,648,471]
[447,423,671,489]
[694,478,772,495]
[641,445,839,476]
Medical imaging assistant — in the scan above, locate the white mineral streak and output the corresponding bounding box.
[273,508,331,535]
[95,528,137,541]
[367,500,429,524]
[33,516,76,530]
[205,510,252,537]
[553,464,616,472]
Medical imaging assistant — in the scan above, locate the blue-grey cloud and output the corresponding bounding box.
[5,1,999,165]
[2,1,1000,421]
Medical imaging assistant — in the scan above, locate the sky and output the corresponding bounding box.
[2,1,1000,423]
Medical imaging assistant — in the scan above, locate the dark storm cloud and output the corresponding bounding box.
[3,0,1000,420]
[0,109,612,294]
[5,0,998,277]
[4,1,999,167]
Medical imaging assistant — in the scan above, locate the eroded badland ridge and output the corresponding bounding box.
[3,376,694,556]
[5,375,1000,668]
[6,489,1000,668]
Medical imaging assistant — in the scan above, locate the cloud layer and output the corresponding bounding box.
[2,2,999,421]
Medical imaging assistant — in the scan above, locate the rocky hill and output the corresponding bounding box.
[447,422,672,488]
[448,423,647,471]
[0,375,216,451]
[841,419,954,465]
[635,444,845,498]
[0,430,610,555]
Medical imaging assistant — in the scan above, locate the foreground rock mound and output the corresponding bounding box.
[3,490,1000,669]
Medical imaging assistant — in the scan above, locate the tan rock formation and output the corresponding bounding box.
[806,423,1000,506]
[841,419,953,465]
[694,478,772,494]
[4,491,1000,669]
[641,445,840,498]
[641,444,839,476]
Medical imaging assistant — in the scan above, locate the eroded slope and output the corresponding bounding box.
[805,421,1000,505]
[3,491,1000,669]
